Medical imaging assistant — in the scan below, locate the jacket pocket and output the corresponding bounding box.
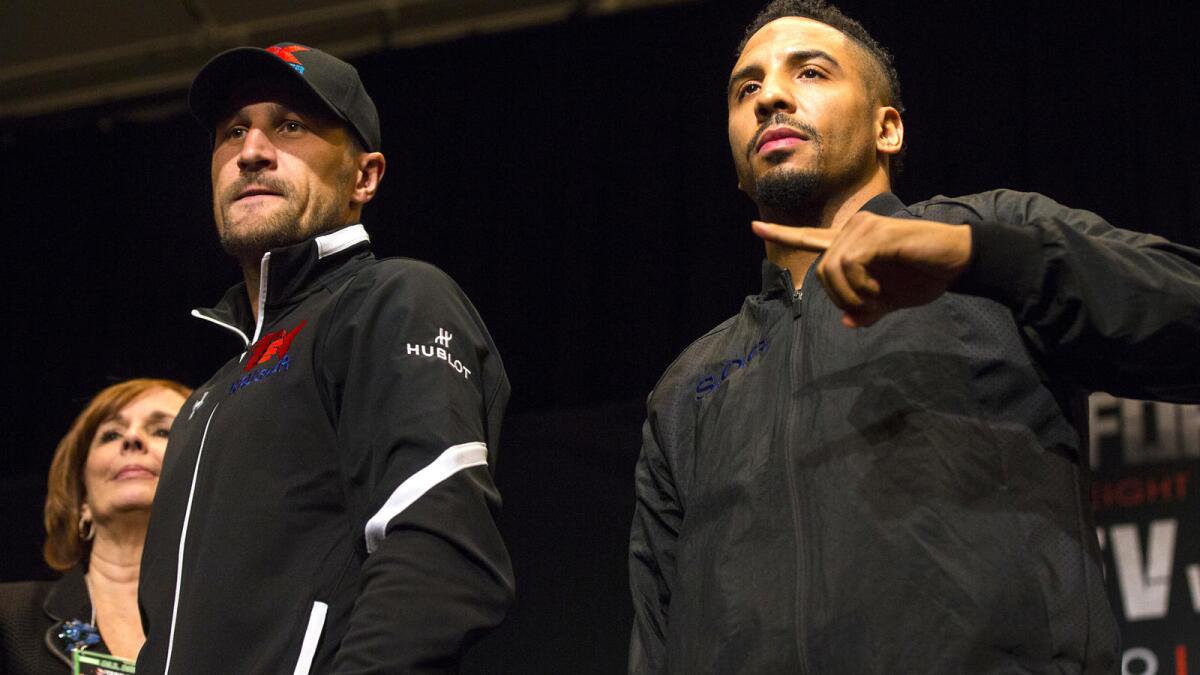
[293,600,328,675]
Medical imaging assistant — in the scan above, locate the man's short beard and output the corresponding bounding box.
[218,205,307,262]
[745,112,825,214]
[217,168,353,263]
[754,167,821,211]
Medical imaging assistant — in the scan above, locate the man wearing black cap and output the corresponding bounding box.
[137,43,513,673]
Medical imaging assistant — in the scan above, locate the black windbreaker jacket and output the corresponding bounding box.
[629,191,1200,674]
[138,225,512,673]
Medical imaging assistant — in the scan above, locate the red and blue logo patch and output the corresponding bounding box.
[230,320,306,394]
[267,44,309,75]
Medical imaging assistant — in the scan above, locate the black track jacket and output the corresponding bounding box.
[138,225,512,674]
[629,191,1200,674]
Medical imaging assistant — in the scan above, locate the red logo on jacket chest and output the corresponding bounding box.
[245,320,307,372]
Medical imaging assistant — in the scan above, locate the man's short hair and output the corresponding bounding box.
[739,0,905,173]
[739,0,904,114]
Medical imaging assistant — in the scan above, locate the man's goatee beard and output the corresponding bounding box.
[219,212,304,262]
[755,168,820,211]
[217,188,348,264]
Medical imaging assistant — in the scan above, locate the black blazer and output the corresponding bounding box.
[0,567,110,674]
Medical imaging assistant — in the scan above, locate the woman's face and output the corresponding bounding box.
[81,387,187,525]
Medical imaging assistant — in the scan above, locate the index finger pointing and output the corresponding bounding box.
[751,221,835,252]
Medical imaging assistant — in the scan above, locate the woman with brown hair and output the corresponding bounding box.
[0,378,190,673]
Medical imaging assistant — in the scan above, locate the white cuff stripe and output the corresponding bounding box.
[292,601,328,675]
[363,442,488,554]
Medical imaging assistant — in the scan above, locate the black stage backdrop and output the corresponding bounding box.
[1,1,1197,672]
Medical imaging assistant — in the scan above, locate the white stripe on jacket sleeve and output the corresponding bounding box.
[363,442,488,554]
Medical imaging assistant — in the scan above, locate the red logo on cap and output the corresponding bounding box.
[267,44,309,65]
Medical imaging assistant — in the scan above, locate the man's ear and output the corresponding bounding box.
[351,152,386,206]
[876,106,903,157]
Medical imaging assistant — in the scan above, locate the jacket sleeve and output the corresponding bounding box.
[628,408,682,674]
[949,190,1200,402]
[321,263,513,673]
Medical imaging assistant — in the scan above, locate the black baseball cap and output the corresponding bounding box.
[189,42,381,152]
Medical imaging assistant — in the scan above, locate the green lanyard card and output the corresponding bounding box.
[72,649,136,675]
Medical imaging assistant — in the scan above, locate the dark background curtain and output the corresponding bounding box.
[2,1,1196,672]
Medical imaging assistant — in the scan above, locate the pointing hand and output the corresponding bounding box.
[752,212,972,328]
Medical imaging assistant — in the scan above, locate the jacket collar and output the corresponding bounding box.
[42,566,90,622]
[859,191,905,217]
[42,566,96,667]
[191,224,372,347]
[759,192,905,296]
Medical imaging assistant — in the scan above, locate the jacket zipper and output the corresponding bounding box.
[163,402,221,675]
[165,251,272,672]
[187,247,274,351]
[784,273,812,673]
[249,251,273,348]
